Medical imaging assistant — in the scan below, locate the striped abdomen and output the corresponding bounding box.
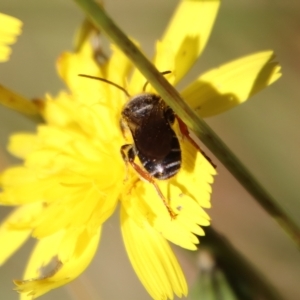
[137,131,181,180]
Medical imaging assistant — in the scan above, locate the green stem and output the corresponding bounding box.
[73,0,300,249]
[199,227,284,300]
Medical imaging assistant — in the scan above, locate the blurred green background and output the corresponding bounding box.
[0,0,300,299]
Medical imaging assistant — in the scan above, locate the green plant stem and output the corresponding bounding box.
[73,0,300,249]
[199,227,284,300]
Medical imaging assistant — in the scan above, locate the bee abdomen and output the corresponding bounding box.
[155,158,181,180]
[140,145,181,180]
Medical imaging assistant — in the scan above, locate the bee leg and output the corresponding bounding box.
[176,116,216,169]
[120,144,135,181]
[120,144,177,220]
[120,118,130,140]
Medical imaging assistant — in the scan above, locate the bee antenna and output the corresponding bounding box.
[78,74,130,97]
[142,70,172,92]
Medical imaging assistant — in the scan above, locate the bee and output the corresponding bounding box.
[79,72,214,219]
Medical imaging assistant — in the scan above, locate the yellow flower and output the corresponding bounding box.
[0,13,38,115]
[0,1,281,300]
[0,13,22,62]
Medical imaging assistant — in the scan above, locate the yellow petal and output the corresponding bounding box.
[15,228,101,300]
[182,51,282,117]
[136,181,209,250]
[0,166,52,205]
[57,41,108,105]
[42,93,122,153]
[106,44,135,112]
[0,13,22,62]
[152,41,176,85]
[0,45,11,61]
[121,207,187,300]
[31,183,118,238]
[175,134,216,209]
[123,178,209,251]
[125,40,150,95]
[42,93,74,126]
[156,0,220,85]
[8,133,39,159]
[1,203,43,231]
[0,204,41,265]
[107,44,133,88]
[131,41,176,94]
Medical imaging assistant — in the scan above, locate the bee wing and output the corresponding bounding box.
[134,104,174,159]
